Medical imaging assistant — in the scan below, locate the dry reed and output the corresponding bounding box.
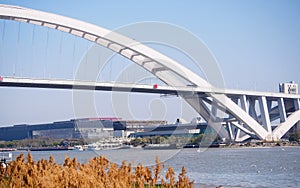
[0,153,193,188]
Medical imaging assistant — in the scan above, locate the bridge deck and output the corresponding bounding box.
[1,77,299,99]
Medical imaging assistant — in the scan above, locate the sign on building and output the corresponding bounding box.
[279,81,298,94]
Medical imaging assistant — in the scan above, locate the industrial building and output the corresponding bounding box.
[0,118,169,141]
[129,123,209,138]
[0,118,121,141]
[1,115,297,142]
[0,117,209,141]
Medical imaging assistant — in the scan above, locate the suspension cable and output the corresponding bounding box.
[1,20,5,41]
[15,22,21,77]
[0,20,6,73]
[30,25,36,77]
[109,55,113,81]
[58,31,63,78]
[44,27,49,78]
[72,36,76,78]
[84,41,89,80]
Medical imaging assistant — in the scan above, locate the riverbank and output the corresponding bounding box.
[1,141,300,152]
[227,141,300,148]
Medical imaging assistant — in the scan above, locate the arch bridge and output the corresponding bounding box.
[0,4,299,142]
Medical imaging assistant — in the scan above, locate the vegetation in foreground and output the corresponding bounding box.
[0,153,193,188]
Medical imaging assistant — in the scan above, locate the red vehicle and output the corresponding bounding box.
[0,76,3,82]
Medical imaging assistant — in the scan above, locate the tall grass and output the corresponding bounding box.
[0,153,193,187]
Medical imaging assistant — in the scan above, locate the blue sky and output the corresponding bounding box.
[0,0,300,126]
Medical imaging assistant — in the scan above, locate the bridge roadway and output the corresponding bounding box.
[1,77,299,100]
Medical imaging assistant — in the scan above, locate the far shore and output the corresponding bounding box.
[1,140,300,152]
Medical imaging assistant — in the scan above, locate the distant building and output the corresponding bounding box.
[0,119,114,141]
[0,118,165,141]
[125,120,167,128]
[279,81,298,94]
[129,123,209,138]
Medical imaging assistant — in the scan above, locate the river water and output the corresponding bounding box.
[12,146,300,188]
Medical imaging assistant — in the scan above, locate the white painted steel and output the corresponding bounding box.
[259,96,272,133]
[2,77,299,100]
[278,98,287,123]
[273,110,300,141]
[234,95,249,142]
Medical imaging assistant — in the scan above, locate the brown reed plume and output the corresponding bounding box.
[0,153,194,188]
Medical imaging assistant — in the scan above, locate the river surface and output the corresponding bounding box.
[12,146,300,188]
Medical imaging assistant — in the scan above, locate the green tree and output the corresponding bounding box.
[289,133,300,142]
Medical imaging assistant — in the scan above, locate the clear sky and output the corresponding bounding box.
[0,0,300,126]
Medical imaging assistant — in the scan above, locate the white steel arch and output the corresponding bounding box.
[2,4,299,141]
